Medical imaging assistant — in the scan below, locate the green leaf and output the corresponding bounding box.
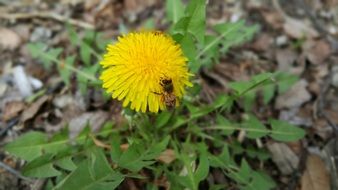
[276,72,299,94]
[166,0,184,23]
[118,136,170,172]
[194,153,209,182]
[179,34,198,72]
[27,43,47,58]
[229,159,251,185]
[209,145,231,168]
[110,134,122,163]
[174,0,205,44]
[77,64,100,93]
[262,84,275,104]
[88,148,113,180]
[67,23,79,46]
[55,159,124,190]
[80,43,92,66]
[241,171,276,190]
[269,119,305,142]
[4,132,47,161]
[216,114,234,136]
[241,115,268,139]
[214,21,258,54]
[155,111,172,128]
[22,154,61,178]
[27,43,63,70]
[55,156,77,171]
[58,56,75,86]
[229,73,274,96]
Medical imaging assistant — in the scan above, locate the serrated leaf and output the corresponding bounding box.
[80,43,92,66]
[4,132,47,161]
[174,0,205,44]
[216,114,234,136]
[166,0,184,24]
[194,153,209,182]
[214,21,258,54]
[209,145,231,168]
[229,73,274,96]
[241,171,276,190]
[242,115,268,139]
[229,159,251,185]
[88,148,113,179]
[77,64,100,93]
[155,111,172,128]
[55,156,77,171]
[269,119,305,142]
[27,43,62,70]
[55,159,124,190]
[58,56,75,86]
[27,42,47,58]
[67,23,79,46]
[118,137,169,172]
[5,127,94,162]
[22,154,61,178]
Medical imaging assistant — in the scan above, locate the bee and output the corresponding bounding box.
[153,31,164,36]
[154,77,176,109]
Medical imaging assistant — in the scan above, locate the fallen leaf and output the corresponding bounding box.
[157,149,176,164]
[251,33,273,52]
[276,49,298,72]
[275,79,311,109]
[304,40,331,65]
[21,95,49,122]
[68,111,109,139]
[2,101,25,121]
[283,17,319,39]
[0,27,21,50]
[267,142,299,175]
[261,10,284,30]
[301,154,330,190]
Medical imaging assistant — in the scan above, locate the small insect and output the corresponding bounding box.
[153,77,176,109]
[153,31,164,36]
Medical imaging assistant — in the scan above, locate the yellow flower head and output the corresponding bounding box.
[100,31,192,113]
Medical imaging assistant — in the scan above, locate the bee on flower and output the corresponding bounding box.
[99,31,192,113]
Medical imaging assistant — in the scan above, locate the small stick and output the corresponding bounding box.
[0,12,95,29]
[0,160,32,181]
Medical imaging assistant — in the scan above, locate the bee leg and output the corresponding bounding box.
[152,91,162,95]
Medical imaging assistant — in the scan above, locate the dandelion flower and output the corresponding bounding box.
[100,31,192,113]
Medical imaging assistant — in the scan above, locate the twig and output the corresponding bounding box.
[0,160,32,182]
[0,117,19,137]
[0,12,95,29]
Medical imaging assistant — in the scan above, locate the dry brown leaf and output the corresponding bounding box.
[21,95,49,122]
[267,142,299,175]
[276,49,298,72]
[283,18,319,39]
[251,33,273,52]
[261,10,284,30]
[301,154,330,190]
[157,149,176,164]
[2,101,25,121]
[118,144,176,164]
[0,27,21,50]
[304,40,331,65]
[275,80,311,109]
[68,111,109,139]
